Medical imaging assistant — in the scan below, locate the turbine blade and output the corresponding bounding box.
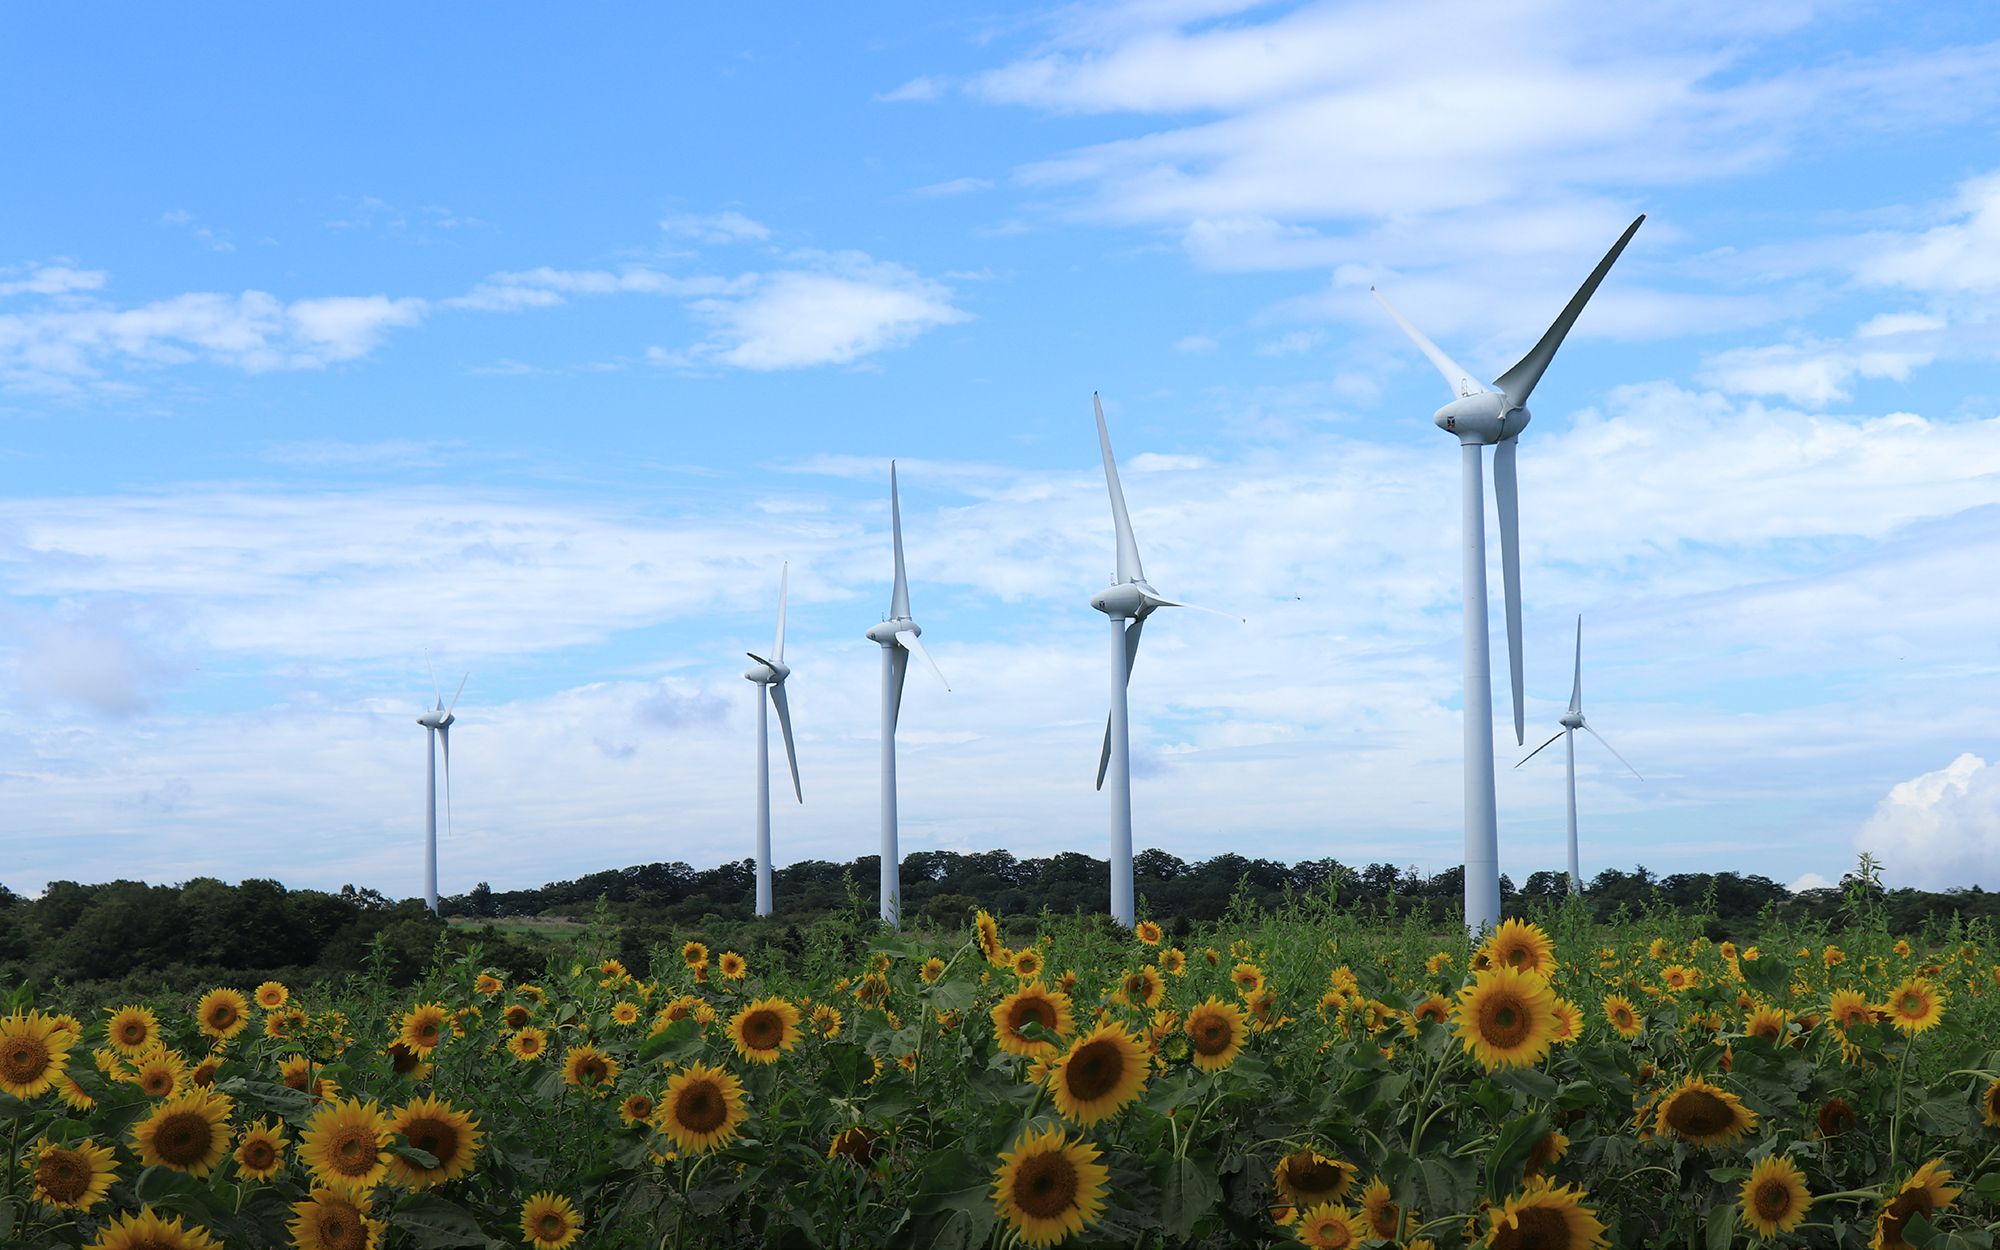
[774,562,789,663]
[1370,286,1487,399]
[439,724,453,838]
[889,462,911,620]
[1096,617,1145,790]
[1492,215,1644,408]
[896,629,949,691]
[1584,724,1643,780]
[746,651,776,668]
[1142,590,1245,623]
[1493,437,1525,746]
[889,645,909,731]
[770,682,802,802]
[1570,615,1583,716]
[1515,729,1565,768]
[1094,393,1146,585]
[446,673,467,717]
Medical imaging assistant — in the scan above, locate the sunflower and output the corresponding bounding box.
[189,1054,223,1089]
[1981,1078,2000,1129]
[1744,1005,1790,1045]
[1815,1097,1857,1139]
[1550,998,1583,1044]
[290,1186,382,1250]
[397,1003,449,1056]
[1453,966,1558,1070]
[990,1123,1109,1247]
[299,1096,392,1190]
[1481,1179,1609,1250]
[1484,919,1557,976]
[1524,1130,1570,1178]
[82,1206,222,1250]
[234,1121,287,1181]
[1013,948,1046,979]
[1659,964,1699,992]
[1873,1159,1961,1250]
[680,940,709,969]
[975,910,1005,962]
[521,1191,583,1250]
[1135,919,1163,946]
[727,997,803,1065]
[1274,1150,1359,1209]
[266,1006,309,1043]
[717,951,748,980]
[131,1091,232,1176]
[386,1094,482,1189]
[1601,993,1642,1039]
[472,973,503,997]
[132,1049,186,1098]
[811,1003,844,1038]
[656,1060,746,1153]
[1293,1204,1365,1249]
[1232,963,1266,997]
[993,983,1076,1058]
[1120,966,1166,1009]
[252,980,289,1010]
[195,988,249,1042]
[619,1093,656,1127]
[829,1125,881,1167]
[1160,947,1187,975]
[920,957,947,984]
[562,1043,619,1092]
[1358,1178,1401,1239]
[386,1041,429,1079]
[1738,1155,1811,1236]
[1829,988,1874,1030]
[611,1000,641,1026]
[1046,1022,1149,1126]
[1883,977,1943,1034]
[25,1137,117,1210]
[1654,1075,1758,1148]
[105,1004,159,1058]
[0,1010,75,1100]
[1183,997,1248,1073]
[1412,994,1452,1027]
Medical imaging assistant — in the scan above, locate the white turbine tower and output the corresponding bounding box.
[1518,616,1642,894]
[743,564,802,918]
[865,463,950,927]
[1373,215,1643,934]
[415,666,466,915]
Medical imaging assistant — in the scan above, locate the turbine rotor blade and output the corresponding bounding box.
[746,651,776,668]
[1369,287,1487,399]
[1492,215,1644,409]
[775,563,789,663]
[1570,615,1583,716]
[889,462,910,620]
[1493,437,1525,746]
[1144,591,1245,623]
[1584,724,1643,780]
[446,673,467,717]
[439,723,453,838]
[895,629,949,691]
[1515,729,1565,768]
[1096,616,1145,790]
[1094,393,1146,585]
[889,646,909,731]
[769,682,802,802]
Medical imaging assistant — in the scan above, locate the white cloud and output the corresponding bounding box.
[2,601,187,718]
[658,210,771,244]
[877,75,947,103]
[1858,754,2000,889]
[1788,871,1833,892]
[1173,334,1217,353]
[912,177,995,198]
[1859,171,2000,293]
[0,264,107,298]
[684,252,969,370]
[449,266,743,312]
[1699,338,1934,407]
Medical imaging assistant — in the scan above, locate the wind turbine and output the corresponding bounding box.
[1372,214,1643,934]
[743,564,802,917]
[1518,616,1642,894]
[865,463,950,927]
[415,664,466,915]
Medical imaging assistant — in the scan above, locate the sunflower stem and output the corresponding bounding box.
[1887,1038,1913,1167]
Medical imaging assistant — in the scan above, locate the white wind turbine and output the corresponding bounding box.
[415,662,466,914]
[1517,616,1642,894]
[865,463,950,927]
[1373,215,1643,934]
[743,564,802,917]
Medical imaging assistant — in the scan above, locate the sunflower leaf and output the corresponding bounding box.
[1158,1156,1221,1238]
[390,1193,489,1249]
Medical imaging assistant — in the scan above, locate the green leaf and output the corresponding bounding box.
[1159,1156,1221,1238]
[1902,1211,1941,1249]
[392,1143,442,1169]
[1483,1112,1550,1200]
[391,1193,490,1249]
[638,1017,699,1062]
[1705,1198,1737,1250]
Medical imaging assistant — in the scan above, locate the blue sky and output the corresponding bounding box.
[5,1,2000,901]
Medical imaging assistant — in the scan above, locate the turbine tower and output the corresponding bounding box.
[1518,616,1642,893]
[743,564,802,917]
[865,463,950,927]
[1373,215,1643,934]
[415,667,466,915]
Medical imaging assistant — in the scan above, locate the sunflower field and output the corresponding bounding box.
[4,899,2000,1249]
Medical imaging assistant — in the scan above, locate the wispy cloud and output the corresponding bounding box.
[678,252,970,371]
[912,176,995,198]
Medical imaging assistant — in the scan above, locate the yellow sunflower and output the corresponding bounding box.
[1981,1077,2000,1129]
[290,1186,382,1250]
[1550,998,1583,1044]
[990,1123,1110,1248]
[298,1096,392,1190]
[0,1010,75,1100]
[1829,988,1874,1030]
[811,1003,844,1038]
[717,950,748,980]
[680,940,709,969]
[1654,1075,1758,1148]
[1183,997,1248,1073]
[1815,1097,1857,1139]
[557,1045,616,1095]
[130,1090,230,1177]
[104,1004,159,1058]
[1600,993,1641,1039]
[25,1136,117,1210]
[1232,963,1266,997]
[727,997,803,1065]
[611,1001,641,1026]
[992,983,1076,1058]
[131,1049,186,1099]
[508,1026,549,1062]
[1738,1155,1811,1236]
[920,957,947,984]
[619,1093,657,1127]
[1883,977,1943,1034]
[1160,948,1187,976]
[82,1206,222,1250]
[234,1121,287,1181]
[1660,964,1699,992]
[1046,1022,1149,1126]
[656,1060,746,1153]
[1452,966,1558,1070]
[1524,1130,1570,1178]
[829,1125,881,1167]
[195,988,250,1042]
[1120,966,1166,1009]
[386,1094,482,1189]
[1134,919,1163,946]
[1744,1005,1790,1045]
[473,973,503,997]
[1293,1203,1365,1249]
[1483,918,1557,976]
[1274,1150,1359,1209]
[1484,1178,1608,1249]
[1358,1178,1401,1239]
[975,909,1004,962]
[1873,1159,1961,1250]
[252,980,289,1010]
[189,1054,223,1090]
[1013,948,1046,979]
[521,1191,584,1250]
[396,1002,449,1056]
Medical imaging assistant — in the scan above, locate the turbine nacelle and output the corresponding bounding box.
[1433,393,1530,445]
[743,652,790,685]
[1559,710,1585,730]
[416,709,454,730]
[1091,580,1172,619]
[865,617,917,646]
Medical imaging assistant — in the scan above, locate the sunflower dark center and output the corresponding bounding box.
[118,1022,146,1045]
[1063,1040,1125,1101]
[1881,1188,1936,1242]
[1284,1156,1345,1204]
[1008,998,1057,1034]
[1309,1213,1356,1248]
[627,1097,654,1118]
[36,1150,88,1202]
[505,1007,531,1029]
[1489,1206,1572,1250]
[1754,1179,1794,1218]
[408,1118,458,1165]
[316,1199,365,1250]
[207,1005,238,1029]
[1899,993,1924,1015]
[537,1211,567,1237]
[155,1112,212,1166]
[675,1081,727,1133]
[143,1069,174,1095]
[1665,1090,1733,1137]
[742,1011,782,1049]
[1480,996,1530,1048]
[3,1038,50,1084]
[1014,1151,1079,1220]
[332,1127,374,1169]
[1191,1015,1233,1055]
[242,1139,275,1169]
[576,1056,607,1082]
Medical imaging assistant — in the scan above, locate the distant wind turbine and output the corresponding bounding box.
[1518,616,1642,894]
[415,662,466,915]
[1373,214,1643,933]
[743,564,802,918]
